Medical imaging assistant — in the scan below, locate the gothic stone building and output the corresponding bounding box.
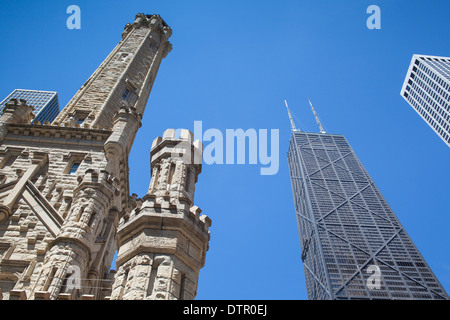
[0,14,211,300]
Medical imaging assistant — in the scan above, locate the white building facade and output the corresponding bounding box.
[401,54,450,147]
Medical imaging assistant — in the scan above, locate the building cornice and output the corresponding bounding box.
[5,123,112,146]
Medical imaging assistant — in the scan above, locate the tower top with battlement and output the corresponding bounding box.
[112,128,211,300]
[53,13,172,131]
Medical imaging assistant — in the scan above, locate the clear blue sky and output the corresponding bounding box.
[0,0,449,300]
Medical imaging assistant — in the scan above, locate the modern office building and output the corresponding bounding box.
[286,101,448,300]
[0,89,60,124]
[400,54,450,147]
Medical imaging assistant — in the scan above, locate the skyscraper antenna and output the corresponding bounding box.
[308,97,326,133]
[284,100,298,132]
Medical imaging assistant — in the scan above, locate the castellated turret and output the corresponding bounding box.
[111,129,211,300]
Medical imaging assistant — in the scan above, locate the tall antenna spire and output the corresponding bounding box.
[284,100,298,132]
[308,98,326,134]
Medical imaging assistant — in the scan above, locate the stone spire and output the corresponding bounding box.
[53,13,172,131]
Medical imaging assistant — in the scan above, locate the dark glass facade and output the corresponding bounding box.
[288,131,448,300]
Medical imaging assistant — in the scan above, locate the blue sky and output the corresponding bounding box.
[0,0,449,300]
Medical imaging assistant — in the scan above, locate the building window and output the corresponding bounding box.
[88,211,97,228]
[69,162,81,175]
[122,89,130,101]
[72,110,90,126]
[0,155,17,169]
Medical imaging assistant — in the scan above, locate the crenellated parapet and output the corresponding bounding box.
[123,13,172,42]
[147,128,203,210]
[55,169,120,247]
[0,99,34,142]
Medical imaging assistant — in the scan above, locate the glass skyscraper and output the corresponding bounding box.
[288,130,448,300]
[400,54,450,147]
[0,89,60,124]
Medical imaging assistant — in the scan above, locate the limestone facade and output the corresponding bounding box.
[0,13,210,300]
[111,129,210,300]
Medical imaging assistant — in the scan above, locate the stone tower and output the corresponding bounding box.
[110,129,211,300]
[0,14,189,300]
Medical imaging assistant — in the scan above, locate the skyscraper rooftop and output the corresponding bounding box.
[286,100,449,300]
